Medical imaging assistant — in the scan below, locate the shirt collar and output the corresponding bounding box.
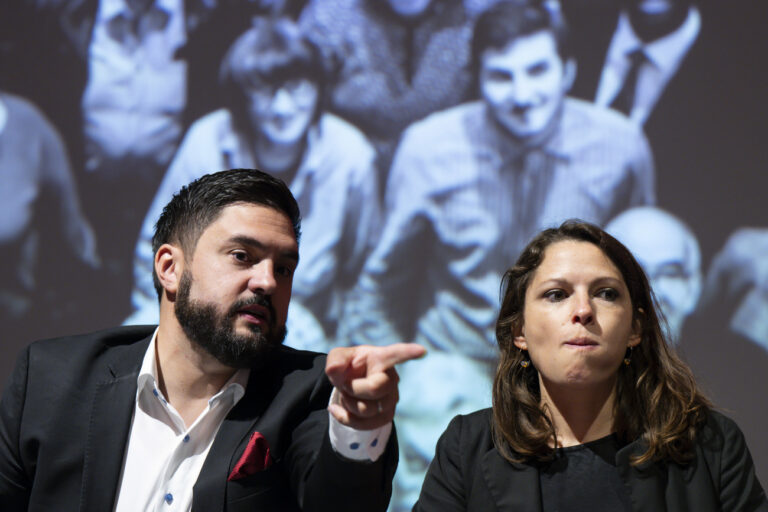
[612,7,700,73]
[137,329,249,405]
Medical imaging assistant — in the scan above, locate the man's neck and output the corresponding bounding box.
[254,135,307,178]
[155,313,237,426]
[539,375,618,448]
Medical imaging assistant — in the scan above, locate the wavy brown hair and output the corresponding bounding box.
[492,220,710,466]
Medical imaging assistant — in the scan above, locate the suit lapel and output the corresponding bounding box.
[80,335,151,511]
[481,449,542,512]
[192,364,282,510]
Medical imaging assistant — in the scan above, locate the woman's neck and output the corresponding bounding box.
[539,375,618,448]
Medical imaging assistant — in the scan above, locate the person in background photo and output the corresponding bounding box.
[0,90,99,380]
[300,0,474,174]
[415,220,767,511]
[340,2,655,508]
[126,17,380,353]
[0,168,423,511]
[606,206,701,344]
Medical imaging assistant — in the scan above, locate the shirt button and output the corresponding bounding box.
[164,493,173,504]
[152,389,159,397]
[183,434,190,443]
[349,442,360,450]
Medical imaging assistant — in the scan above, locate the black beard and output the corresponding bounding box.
[174,271,286,368]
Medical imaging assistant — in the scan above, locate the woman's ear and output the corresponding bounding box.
[155,243,184,298]
[514,336,528,350]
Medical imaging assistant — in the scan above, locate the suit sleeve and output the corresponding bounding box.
[413,415,467,512]
[0,347,31,510]
[715,415,768,512]
[283,364,397,512]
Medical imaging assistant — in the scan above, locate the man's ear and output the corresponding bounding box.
[563,57,577,93]
[155,243,184,297]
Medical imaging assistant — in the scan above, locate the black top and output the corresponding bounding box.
[540,434,632,512]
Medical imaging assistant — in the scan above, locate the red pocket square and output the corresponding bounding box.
[228,431,273,481]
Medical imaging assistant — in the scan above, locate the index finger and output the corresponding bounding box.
[357,343,427,373]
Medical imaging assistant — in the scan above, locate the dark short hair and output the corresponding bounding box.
[493,220,709,466]
[471,0,571,78]
[219,16,325,134]
[151,168,301,300]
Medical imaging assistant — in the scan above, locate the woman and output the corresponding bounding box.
[414,221,767,511]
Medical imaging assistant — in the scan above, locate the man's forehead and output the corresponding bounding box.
[199,203,297,246]
[481,30,561,68]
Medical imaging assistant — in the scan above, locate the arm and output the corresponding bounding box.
[38,111,99,268]
[337,135,435,346]
[0,348,31,510]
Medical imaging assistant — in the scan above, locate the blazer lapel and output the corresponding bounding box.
[482,449,542,512]
[616,442,668,512]
[192,366,280,510]
[80,336,150,511]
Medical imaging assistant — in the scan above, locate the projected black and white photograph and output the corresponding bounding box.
[1,0,766,510]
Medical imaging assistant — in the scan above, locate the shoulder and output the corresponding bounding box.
[561,97,645,140]
[440,408,495,453]
[400,101,484,148]
[27,325,155,362]
[314,113,375,162]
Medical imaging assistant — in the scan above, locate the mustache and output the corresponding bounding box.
[228,294,276,326]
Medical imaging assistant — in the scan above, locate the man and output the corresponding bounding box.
[127,18,380,352]
[565,0,768,260]
[340,2,654,508]
[606,206,702,344]
[0,169,424,510]
[1,0,277,325]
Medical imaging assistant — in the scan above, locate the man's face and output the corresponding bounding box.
[608,211,701,343]
[480,30,573,141]
[386,0,432,18]
[174,203,299,367]
[625,0,692,40]
[248,77,319,146]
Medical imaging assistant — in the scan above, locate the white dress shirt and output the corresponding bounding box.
[114,330,389,511]
[594,7,701,124]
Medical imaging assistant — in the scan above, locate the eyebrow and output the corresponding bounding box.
[229,235,300,263]
[536,276,624,288]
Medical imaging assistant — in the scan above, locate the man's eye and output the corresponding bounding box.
[596,288,619,301]
[543,289,567,302]
[232,251,250,263]
[276,266,294,278]
[528,61,549,76]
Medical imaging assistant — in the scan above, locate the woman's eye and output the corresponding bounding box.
[543,289,567,302]
[596,288,619,301]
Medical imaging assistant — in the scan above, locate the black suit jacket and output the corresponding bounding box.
[564,0,768,260]
[414,408,767,511]
[0,325,397,511]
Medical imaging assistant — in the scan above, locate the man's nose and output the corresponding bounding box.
[513,76,536,105]
[571,293,594,325]
[271,87,294,114]
[248,260,277,295]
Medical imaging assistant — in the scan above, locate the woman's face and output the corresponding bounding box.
[515,240,640,388]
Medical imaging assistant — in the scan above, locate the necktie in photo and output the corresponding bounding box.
[610,47,646,116]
